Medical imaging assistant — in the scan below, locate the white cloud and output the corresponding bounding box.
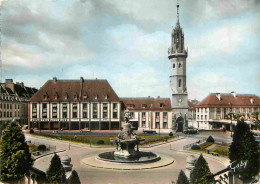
[188,73,241,100]
[112,67,169,98]
[187,22,249,65]
[106,24,168,60]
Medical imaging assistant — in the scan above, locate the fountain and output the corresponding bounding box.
[96,110,160,163]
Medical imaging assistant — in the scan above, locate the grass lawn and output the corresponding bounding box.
[30,133,175,146]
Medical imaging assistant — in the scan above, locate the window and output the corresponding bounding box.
[7,104,9,109]
[142,104,147,108]
[72,103,78,118]
[93,103,98,119]
[129,112,134,118]
[142,121,146,127]
[142,112,146,119]
[0,111,2,118]
[32,103,37,118]
[52,103,57,118]
[201,115,203,120]
[103,103,108,119]
[10,104,12,109]
[62,103,68,118]
[205,115,207,120]
[42,103,47,118]
[82,103,88,118]
[217,108,221,114]
[155,112,160,119]
[4,104,6,109]
[112,103,118,119]
[10,112,12,117]
[156,122,160,128]
[173,63,175,68]
[179,63,181,68]
[163,112,167,119]
[197,115,199,119]
[7,112,9,117]
[178,79,181,87]
[163,122,167,128]
[160,103,165,107]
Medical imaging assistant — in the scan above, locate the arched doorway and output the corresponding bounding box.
[176,116,184,132]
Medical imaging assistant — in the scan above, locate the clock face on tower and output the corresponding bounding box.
[178,98,182,103]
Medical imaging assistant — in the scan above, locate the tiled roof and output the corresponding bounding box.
[30,79,120,102]
[121,97,172,111]
[197,93,260,108]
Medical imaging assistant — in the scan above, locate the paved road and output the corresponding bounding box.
[26,134,228,184]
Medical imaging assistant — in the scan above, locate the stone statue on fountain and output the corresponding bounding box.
[114,109,143,158]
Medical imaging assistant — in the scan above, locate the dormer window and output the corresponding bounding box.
[54,93,59,100]
[43,93,48,100]
[179,63,182,68]
[64,93,69,100]
[104,95,108,99]
[83,94,88,100]
[74,95,78,100]
[160,103,165,107]
[95,95,98,100]
[142,104,147,108]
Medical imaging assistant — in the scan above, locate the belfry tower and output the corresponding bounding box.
[168,2,188,132]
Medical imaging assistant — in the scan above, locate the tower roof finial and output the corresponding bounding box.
[176,0,180,28]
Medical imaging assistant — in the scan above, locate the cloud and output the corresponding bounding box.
[188,73,241,100]
[2,0,95,69]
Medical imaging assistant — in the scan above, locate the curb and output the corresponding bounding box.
[33,150,66,160]
[179,150,230,167]
[140,137,185,148]
[82,157,175,171]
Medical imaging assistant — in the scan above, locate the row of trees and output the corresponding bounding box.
[0,120,81,183]
[176,119,260,183]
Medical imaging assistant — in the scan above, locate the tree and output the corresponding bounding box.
[46,154,66,184]
[229,119,260,181]
[0,121,33,181]
[206,135,215,143]
[69,170,81,184]
[190,154,212,184]
[176,170,189,184]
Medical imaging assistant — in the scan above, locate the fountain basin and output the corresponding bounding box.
[97,151,160,163]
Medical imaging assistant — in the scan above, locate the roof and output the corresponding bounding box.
[121,97,172,111]
[30,79,120,102]
[197,93,260,108]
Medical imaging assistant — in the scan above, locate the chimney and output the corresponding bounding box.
[5,79,13,84]
[250,97,254,104]
[216,93,221,101]
[148,96,150,98]
[231,91,236,98]
[20,82,24,88]
[80,77,84,82]
[5,79,14,92]
[53,77,57,82]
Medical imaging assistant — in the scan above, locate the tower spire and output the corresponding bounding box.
[177,0,180,24]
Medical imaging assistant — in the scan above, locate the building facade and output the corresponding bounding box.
[0,79,37,125]
[192,92,260,130]
[122,97,173,133]
[28,77,122,130]
[168,3,189,132]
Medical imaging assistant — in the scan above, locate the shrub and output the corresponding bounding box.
[191,145,200,150]
[206,135,215,143]
[29,129,34,134]
[177,170,190,184]
[96,140,104,145]
[169,132,173,136]
[38,145,47,151]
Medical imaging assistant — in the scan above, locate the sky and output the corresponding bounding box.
[1,0,260,101]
